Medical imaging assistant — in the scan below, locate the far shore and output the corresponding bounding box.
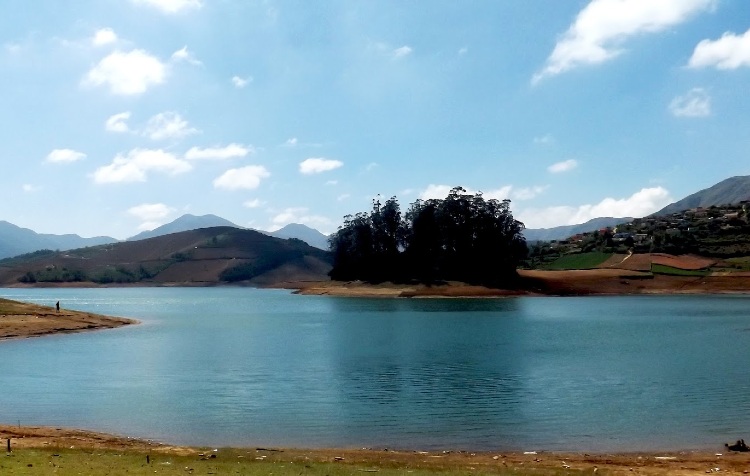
[0,424,748,475]
[0,297,136,341]
[293,269,750,298]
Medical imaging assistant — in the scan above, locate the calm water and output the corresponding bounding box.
[1,288,750,452]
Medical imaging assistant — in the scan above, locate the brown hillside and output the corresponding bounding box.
[0,227,332,286]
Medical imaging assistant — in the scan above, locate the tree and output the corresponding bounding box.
[329,187,528,286]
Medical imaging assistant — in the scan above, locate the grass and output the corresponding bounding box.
[541,252,612,270]
[0,448,598,476]
[651,264,710,277]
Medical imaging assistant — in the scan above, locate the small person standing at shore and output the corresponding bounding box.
[56,301,60,313]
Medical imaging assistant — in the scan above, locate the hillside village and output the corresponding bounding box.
[528,202,750,270]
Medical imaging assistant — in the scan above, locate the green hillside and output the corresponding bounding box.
[0,227,332,286]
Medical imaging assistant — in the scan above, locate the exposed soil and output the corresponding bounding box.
[0,298,136,341]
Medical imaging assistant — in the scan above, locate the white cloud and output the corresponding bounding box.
[364,162,379,172]
[243,199,265,208]
[5,42,22,55]
[513,186,548,201]
[284,137,298,147]
[337,193,350,201]
[688,28,750,70]
[669,88,711,117]
[548,159,578,173]
[518,187,673,228]
[213,165,270,190]
[458,47,468,56]
[45,148,86,163]
[92,148,192,184]
[325,180,338,186]
[128,202,174,221]
[22,184,41,193]
[171,46,202,66]
[185,144,253,160]
[105,111,131,132]
[299,157,343,174]
[83,49,167,95]
[393,45,413,58]
[130,0,202,14]
[534,134,555,145]
[533,0,715,83]
[231,75,252,88]
[143,112,199,140]
[420,184,513,201]
[92,28,117,47]
[269,207,333,233]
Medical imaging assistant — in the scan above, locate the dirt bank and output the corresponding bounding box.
[0,298,136,341]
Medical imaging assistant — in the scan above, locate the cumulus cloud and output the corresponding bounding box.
[420,184,513,201]
[284,137,298,147]
[392,45,413,58]
[513,186,548,201]
[688,28,750,70]
[533,0,715,83]
[92,148,191,183]
[105,111,131,132]
[128,202,175,231]
[269,207,333,233]
[171,46,201,65]
[518,187,673,228]
[231,75,252,88]
[83,49,167,95]
[92,28,117,47]
[130,0,202,14]
[185,144,252,160]
[213,165,270,190]
[299,157,343,174]
[143,112,199,140]
[243,199,265,208]
[669,88,711,117]
[548,159,578,173]
[45,148,86,163]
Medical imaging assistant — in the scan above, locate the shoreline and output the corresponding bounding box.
[1,424,749,475]
[0,297,137,341]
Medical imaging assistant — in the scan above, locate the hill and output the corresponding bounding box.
[0,221,116,260]
[267,223,329,250]
[0,227,331,286]
[523,217,633,242]
[655,175,750,215]
[127,214,241,241]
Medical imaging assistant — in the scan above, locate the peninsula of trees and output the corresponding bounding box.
[328,187,528,286]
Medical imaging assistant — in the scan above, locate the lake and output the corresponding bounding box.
[1,287,749,452]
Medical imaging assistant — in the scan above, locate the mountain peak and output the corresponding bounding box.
[127,214,241,241]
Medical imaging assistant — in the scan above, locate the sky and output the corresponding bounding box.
[1,0,749,239]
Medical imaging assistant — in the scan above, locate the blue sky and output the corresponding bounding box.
[1,0,749,239]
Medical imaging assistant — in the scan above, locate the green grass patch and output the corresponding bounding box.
[651,264,710,276]
[541,252,613,270]
[0,448,598,476]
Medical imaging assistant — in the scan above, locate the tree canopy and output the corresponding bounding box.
[328,187,527,286]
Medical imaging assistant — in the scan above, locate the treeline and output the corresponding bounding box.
[329,187,527,286]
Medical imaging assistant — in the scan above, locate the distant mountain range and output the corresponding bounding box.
[654,175,750,216]
[2,174,750,259]
[0,221,116,260]
[127,214,239,241]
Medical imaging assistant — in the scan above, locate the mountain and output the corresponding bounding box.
[268,223,330,250]
[655,175,750,216]
[127,214,241,241]
[0,226,331,286]
[0,220,117,260]
[523,217,633,242]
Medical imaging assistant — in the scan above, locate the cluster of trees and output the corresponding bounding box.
[329,187,527,286]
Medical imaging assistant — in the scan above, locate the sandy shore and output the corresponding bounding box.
[0,297,136,341]
[1,425,749,475]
